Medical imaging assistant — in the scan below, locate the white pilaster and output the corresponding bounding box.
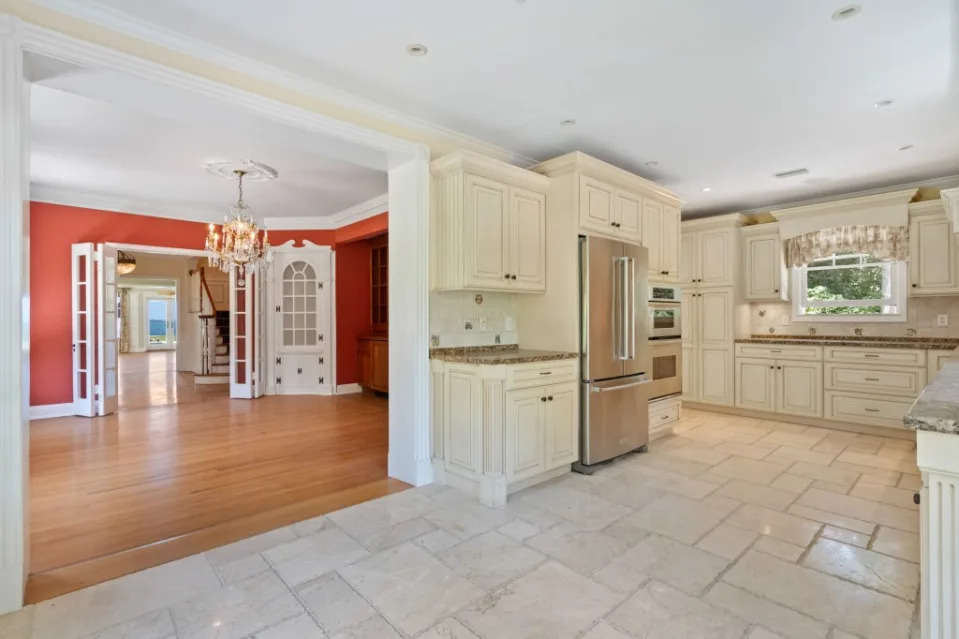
[942,187,959,231]
[0,13,29,616]
[387,148,433,486]
[917,430,959,639]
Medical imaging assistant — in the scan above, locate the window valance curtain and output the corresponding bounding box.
[783,225,909,268]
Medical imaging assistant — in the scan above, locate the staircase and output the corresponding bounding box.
[195,264,231,386]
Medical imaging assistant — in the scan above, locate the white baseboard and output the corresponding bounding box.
[29,403,74,420]
[336,383,362,395]
[0,564,24,616]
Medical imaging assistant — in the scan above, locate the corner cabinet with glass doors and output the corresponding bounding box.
[267,243,333,395]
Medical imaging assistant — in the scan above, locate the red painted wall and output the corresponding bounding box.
[31,202,388,404]
[30,202,210,406]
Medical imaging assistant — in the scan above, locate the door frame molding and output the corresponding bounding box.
[0,14,432,614]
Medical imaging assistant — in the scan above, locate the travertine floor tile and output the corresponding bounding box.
[264,527,370,587]
[820,525,869,548]
[752,536,805,562]
[696,523,759,560]
[330,615,403,639]
[787,504,876,535]
[580,622,632,638]
[439,530,546,589]
[725,503,821,546]
[796,489,919,533]
[704,582,829,639]
[497,518,540,541]
[296,572,375,635]
[716,479,797,511]
[81,610,176,639]
[458,561,621,639]
[770,473,814,494]
[872,526,920,562]
[253,614,325,639]
[803,538,919,601]
[710,456,789,484]
[785,462,859,488]
[849,483,919,510]
[420,617,481,639]
[768,445,837,466]
[606,580,748,639]
[626,493,739,544]
[525,521,631,575]
[724,550,914,639]
[714,441,775,460]
[664,444,731,465]
[836,451,918,474]
[516,483,632,530]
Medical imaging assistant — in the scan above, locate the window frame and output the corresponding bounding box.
[790,253,907,323]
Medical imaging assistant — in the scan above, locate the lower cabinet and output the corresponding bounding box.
[735,357,823,418]
[698,347,734,406]
[435,359,580,506]
[357,335,388,393]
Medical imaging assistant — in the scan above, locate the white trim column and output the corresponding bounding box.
[0,14,29,615]
[387,148,433,486]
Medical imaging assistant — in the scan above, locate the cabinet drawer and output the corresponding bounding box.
[734,343,822,361]
[824,364,926,398]
[649,397,680,440]
[824,391,915,429]
[506,360,578,388]
[824,346,926,368]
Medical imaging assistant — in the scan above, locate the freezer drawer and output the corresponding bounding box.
[580,374,651,466]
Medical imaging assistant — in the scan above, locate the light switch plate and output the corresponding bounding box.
[937,314,949,327]
[478,317,488,330]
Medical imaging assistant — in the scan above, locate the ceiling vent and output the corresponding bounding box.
[774,168,810,179]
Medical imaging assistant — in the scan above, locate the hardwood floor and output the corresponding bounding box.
[28,391,393,603]
[117,351,228,410]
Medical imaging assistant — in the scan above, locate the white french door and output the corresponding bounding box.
[146,297,177,350]
[71,243,119,416]
[229,268,264,399]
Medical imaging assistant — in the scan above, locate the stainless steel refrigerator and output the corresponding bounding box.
[574,235,651,472]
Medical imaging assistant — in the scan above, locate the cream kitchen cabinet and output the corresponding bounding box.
[682,286,737,406]
[681,227,738,288]
[741,223,788,301]
[432,357,579,506]
[431,151,549,293]
[735,357,822,418]
[909,201,959,296]
[577,175,644,244]
[644,200,681,281]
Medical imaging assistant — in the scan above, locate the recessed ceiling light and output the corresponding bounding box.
[701,187,712,192]
[832,4,861,20]
[559,119,576,127]
[873,99,894,108]
[898,144,914,151]
[645,161,659,167]
[406,43,428,56]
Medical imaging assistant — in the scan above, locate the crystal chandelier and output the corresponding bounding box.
[205,169,272,274]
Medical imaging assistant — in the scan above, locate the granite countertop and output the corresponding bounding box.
[736,335,959,350]
[430,344,579,365]
[904,348,959,434]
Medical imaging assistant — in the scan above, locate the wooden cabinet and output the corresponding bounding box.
[577,175,645,244]
[742,224,788,301]
[435,359,579,506]
[643,200,681,281]
[682,286,736,406]
[432,151,549,293]
[681,222,740,288]
[357,336,388,393]
[735,356,822,418]
[909,202,959,296]
[614,188,643,241]
[699,347,734,406]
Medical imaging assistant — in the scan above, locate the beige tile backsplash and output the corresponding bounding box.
[430,291,519,347]
[750,297,959,338]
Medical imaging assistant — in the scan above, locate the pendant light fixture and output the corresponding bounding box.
[116,251,136,275]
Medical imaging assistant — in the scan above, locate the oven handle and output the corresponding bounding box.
[648,337,683,344]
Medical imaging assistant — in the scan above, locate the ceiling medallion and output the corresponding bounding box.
[204,161,275,275]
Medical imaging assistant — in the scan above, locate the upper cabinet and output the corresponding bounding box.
[530,152,681,283]
[680,214,746,288]
[741,223,789,301]
[432,151,549,293]
[909,201,959,296]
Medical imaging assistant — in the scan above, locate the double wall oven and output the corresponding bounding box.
[648,284,682,399]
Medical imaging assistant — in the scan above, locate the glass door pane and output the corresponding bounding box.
[148,299,168,345]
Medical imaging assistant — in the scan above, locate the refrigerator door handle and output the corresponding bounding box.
[626,256,636,360]
[591,377,651,393]
[615,256,630,360]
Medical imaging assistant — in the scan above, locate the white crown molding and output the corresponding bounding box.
[941,187,959,229]
[29,403,75,420]
[681,212,749,230]
[530,151,683,205]
[430,150,550,190]
[27,0,538,168]
[31,183,221,223]
[770,188,919,222]
[265,193,388,230]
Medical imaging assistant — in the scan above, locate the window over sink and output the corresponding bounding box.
[791,252,906,322]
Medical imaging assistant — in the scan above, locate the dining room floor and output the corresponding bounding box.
[1,407,922,639]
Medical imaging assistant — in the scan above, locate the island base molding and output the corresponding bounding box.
[681,401,917,441]
[917,430,959,639]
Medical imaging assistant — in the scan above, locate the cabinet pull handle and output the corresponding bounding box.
[864,408,880,413]
[864,354,879,358]
[771,349,782,353]
[539,371,552,375]
[865,377,880,382]
[661,415,670,420]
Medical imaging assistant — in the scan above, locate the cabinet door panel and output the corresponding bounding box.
[744,235,784,300]
[682,345,696,400]
[509,187,547,292]
[445,370,481,476]
[661,204,681,281]
[505,387,546,481]
[579,175,614,232]
[678,234,696,284]
[371,341,389,392]
[699,347,733,405]
[614,189,642,242]
[681,290,696,347]
[779,361,822,417]
[699,289,732,346]
[643,200,663,277]
[911,217,958,293]
[735,358,775,411]
[545,383,578,469]
[464,174,509,288]
[698,229,732,287]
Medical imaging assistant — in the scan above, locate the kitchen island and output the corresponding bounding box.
[904,349,959,639]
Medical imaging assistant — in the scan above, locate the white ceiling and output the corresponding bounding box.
[35,0,959,215]
[28,61,388,223]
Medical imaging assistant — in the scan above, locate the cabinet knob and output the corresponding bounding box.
[541,397,547,402]
[914,492,921,505]
[548,395,554,401]
[911,283,917,288]
[511,275,517,280]
[504,274,511,279]
[769,366,774,369]
[774,289,779,293]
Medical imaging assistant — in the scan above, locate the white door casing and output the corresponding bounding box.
[96,243,119,416]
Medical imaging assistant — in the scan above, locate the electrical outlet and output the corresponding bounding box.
[937,314,949,327]
[478,317,488,330]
